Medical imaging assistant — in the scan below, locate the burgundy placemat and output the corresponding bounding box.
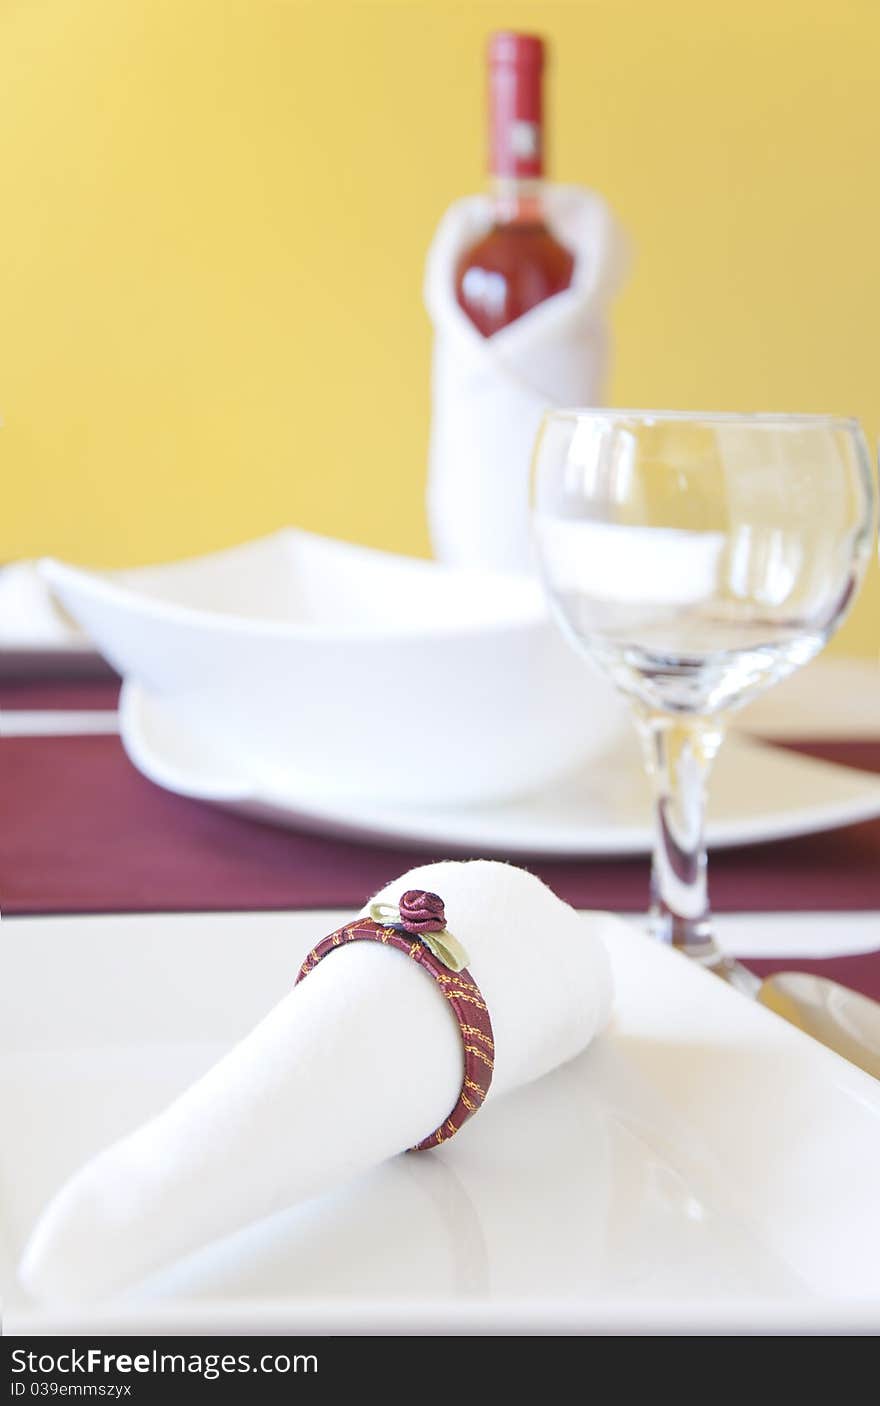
[4,731,879,1000]
[0,677,120,711]
[3,732,880,918]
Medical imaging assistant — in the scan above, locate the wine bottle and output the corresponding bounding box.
[455,32,574,338]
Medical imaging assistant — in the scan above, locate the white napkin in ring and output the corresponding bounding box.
[20,859,618,1303]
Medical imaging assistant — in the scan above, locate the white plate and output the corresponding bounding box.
[120,680,880,857]
[2,910,879,1335]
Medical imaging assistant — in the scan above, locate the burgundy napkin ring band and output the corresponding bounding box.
[295,890,494,1151]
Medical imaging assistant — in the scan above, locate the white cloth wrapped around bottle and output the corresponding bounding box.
[20,860,619,1304]
[424,185,628,573]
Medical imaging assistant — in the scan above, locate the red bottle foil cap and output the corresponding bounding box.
[488,31,545,179]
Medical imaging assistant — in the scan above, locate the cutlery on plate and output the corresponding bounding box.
[716,956,880,1081]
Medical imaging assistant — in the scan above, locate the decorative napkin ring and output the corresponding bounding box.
[295,890,494,1151]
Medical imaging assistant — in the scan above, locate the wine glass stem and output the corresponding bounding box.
[634,709,726,968]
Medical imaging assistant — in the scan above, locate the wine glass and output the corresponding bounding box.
[531,410,876,985]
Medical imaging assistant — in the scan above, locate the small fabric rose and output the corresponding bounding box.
[399,890,447,934]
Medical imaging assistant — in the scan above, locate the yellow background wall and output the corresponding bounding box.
[1,0,878,653]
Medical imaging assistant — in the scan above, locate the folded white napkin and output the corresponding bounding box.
[20,860,617,1303]
[0,561,84,648]
[424,185,627,574]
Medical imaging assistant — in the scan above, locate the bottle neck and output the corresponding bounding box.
[488,34,545,189]
[490,177,546,226]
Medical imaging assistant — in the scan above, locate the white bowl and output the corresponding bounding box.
[40,531,626,806]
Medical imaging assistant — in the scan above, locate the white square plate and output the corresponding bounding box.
[2,911,879,1335]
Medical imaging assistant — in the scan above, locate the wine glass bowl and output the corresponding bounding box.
[531,410,876,979]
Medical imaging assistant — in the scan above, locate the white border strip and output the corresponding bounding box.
[0,710,119,737]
